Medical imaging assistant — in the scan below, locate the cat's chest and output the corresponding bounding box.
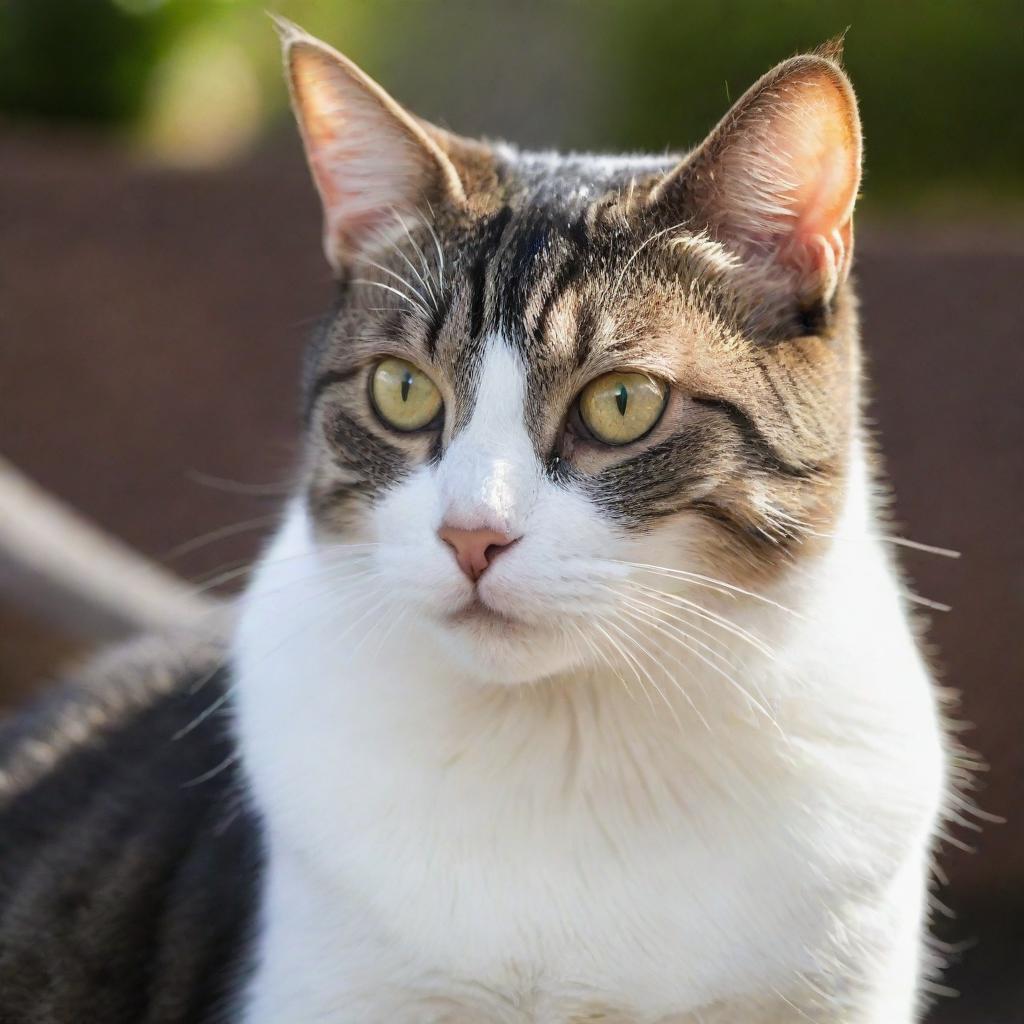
[251,747,836,1021]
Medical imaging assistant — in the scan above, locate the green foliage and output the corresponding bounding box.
[1,0,1020,210]
[0,0,197,122]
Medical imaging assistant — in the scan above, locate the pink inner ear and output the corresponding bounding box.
[688,65,862,306]
[756,77,860,298]
[288,42,443,266]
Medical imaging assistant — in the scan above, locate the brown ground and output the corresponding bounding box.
[1,130,1021,1022]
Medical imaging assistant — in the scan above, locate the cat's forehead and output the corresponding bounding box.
[496,148,677,205]
[418,155,735,385]
[422,152,712,342]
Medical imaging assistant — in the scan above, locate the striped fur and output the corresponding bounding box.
[304,155,855,577]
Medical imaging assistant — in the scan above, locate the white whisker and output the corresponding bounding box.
[770,509,961,559]
[611,221,687,304]
[359,257,432,313]
[419,204,447,294]
[600,616,683,729]
[612,560,803,618]
[590,616,650,708]
[166,514,281,560]
[626,580,778,660]
[350,278,430,319]
[615,589,751,669]
[388,207,439,308]
[604,612,714,731]
[617,594,776,719]
[615,597,780,730]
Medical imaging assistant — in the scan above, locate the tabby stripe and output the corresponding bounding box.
[469,205,513,339]
[534,252,583,345]
[574,301,599,368]
[692,396,816,478]
[755,360,798,432]
[777,360,825,437]
[691,498,802,554]
[306,367,362,421]
[423,287,453,357]
[467,254,489,340]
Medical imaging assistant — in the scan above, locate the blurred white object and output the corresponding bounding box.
[0,456,217,640]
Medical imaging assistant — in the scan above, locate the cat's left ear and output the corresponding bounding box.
[274,18,475,272]
[650,47,862,312]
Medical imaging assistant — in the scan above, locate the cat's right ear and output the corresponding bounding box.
[274,18,468,272]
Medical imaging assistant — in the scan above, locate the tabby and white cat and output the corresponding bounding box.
[0,19,947,1024]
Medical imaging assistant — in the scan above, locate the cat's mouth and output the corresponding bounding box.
[448,597,525,630]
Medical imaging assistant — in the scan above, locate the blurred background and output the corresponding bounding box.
[1,1,1021,1020]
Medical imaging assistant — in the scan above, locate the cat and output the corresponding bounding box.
[0,18,949,1024]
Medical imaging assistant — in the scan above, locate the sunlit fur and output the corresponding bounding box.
[234,22,948,1023]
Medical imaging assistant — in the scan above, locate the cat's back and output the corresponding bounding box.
[0,632,262,1024]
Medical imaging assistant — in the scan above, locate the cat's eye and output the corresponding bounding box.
[578,371,668,446]
[370,357,443,432]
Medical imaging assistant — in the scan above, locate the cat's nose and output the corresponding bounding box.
[438,526,518,582]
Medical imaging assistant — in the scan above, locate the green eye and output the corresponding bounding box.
[578,371,668,446]
[370,357,443,431]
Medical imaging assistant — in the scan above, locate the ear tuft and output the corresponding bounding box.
[651,52,862,321]
[814,31,848,66]
[267,12,305,45]
[277,22,467,271]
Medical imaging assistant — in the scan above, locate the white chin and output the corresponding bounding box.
[434,618,577,685]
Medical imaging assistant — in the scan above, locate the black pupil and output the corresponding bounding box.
[615,383,628,416]
[401,370,412,402]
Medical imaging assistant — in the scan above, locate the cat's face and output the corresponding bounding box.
[279,21,862,684]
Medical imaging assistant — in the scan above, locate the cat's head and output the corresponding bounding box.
[277,20,862,685]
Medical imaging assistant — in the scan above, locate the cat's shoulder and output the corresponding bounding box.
[0,628,263,1024]
[1,627,233,801]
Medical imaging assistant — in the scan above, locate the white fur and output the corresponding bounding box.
[234,338,945,1022]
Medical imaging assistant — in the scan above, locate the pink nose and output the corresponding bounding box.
[438,525,517,582]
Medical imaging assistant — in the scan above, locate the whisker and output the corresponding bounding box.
[626,580,778,660]
[386,207,439,308]
[182,753,237,788]
[600,615,683,729]
[612,560,803,618]
[359,257,433,313]
[166,515,280,560]
[250,573,386,665]
[188,547,378,598]
[367,604,408,662]
[350,279,430,319]
[770,509,961,559]
[616,599,779,729]
[590,616,649,707]
[172,689,230,742]
[184,470,293,497]
[903,591,952,613]
[615,589,754,669]
[233,566,378,611]
[418,204,446,294]
[582,615,638,701]
[611,221,688,304]
[605,612,715,731]
[617,595,776,717]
